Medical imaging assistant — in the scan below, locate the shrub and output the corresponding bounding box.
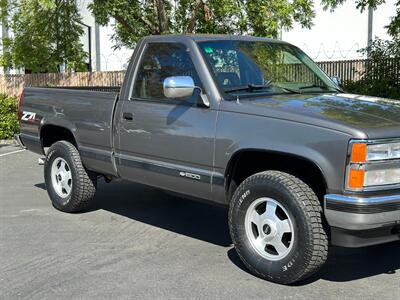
[343,77,400,100]
[343,38,400,100]
[0,94,19,139]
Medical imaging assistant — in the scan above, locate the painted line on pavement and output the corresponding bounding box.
[0,149,26,157]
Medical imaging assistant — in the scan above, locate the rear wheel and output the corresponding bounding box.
[44,141,97,213]
[229,171,328,284]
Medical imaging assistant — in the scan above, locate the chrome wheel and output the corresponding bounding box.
[245,197,294,261]
[51,157,72,199]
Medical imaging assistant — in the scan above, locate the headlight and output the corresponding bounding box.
[346,140,400,191]
[364,168,400,186]
[367,143,400,161]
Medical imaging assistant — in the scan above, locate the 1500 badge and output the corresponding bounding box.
[179,171,201,180]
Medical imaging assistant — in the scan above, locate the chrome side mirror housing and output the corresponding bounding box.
[331,76,342,87]
[163,76,210,107]
[163,76,196,99]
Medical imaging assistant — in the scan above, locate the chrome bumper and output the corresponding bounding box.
[324,194,400,230]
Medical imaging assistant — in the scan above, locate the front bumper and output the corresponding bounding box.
[324,193,400,247]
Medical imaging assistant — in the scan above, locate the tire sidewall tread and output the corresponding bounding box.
[44,141,97,213]
[229,170,328,284]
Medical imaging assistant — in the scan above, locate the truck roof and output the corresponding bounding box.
[142,34,289,44]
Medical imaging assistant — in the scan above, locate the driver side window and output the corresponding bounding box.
[132,43,200,100]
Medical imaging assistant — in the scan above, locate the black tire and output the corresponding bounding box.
[229,171,328,285]
[44,141,97,213]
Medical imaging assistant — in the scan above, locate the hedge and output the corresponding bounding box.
[343,79,400,100]
[0,94,19,140]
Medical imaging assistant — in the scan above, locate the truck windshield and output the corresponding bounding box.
[198,40,340,98]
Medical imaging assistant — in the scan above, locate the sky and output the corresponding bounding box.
[98,0,397,70]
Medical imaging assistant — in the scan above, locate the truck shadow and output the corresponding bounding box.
[228,242,400,284]
[89,179,232,247]
[37,179,400,284]
[310,242,400,283]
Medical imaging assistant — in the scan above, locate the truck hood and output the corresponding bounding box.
[223,93,400,139]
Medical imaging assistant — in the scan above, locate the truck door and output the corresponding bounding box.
[115,42,217,200]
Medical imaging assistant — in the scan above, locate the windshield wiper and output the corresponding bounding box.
[224,81,306,95]
[224,83,273,93]
[299,84,329,90]
[299,84,343,93]
[277,86,303,94]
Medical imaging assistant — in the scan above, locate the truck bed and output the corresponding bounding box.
[20,87,119,175]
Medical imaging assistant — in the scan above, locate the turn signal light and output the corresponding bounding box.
[348,169,365,190]
[351,143,367,163]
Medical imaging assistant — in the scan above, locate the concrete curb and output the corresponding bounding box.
[0,139,17,145]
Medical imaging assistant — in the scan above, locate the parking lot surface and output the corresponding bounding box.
[1,145,399,299]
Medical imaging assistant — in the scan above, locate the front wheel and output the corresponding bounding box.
[44,141,97,213]
[229,171,328,284]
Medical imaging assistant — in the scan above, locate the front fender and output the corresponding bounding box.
[215,112,352,195]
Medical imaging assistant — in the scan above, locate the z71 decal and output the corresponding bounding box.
[21,111,36,121]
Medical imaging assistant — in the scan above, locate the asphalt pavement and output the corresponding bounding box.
[1,145,399,299]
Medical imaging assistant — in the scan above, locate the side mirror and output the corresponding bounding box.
[163,76,210,107]
[331,76,342,87]
[163,76,196,99]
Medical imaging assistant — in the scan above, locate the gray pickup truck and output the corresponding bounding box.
[17,35,400,284]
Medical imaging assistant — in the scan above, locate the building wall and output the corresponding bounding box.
[0,6,9,74]
[76,0,101,71]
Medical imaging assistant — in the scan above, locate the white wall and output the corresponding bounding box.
[77,0,101,71]
[99,22,133,71]
[282,1,397,61]
[0,23,6,74]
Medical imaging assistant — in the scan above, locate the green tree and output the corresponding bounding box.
[89,0,315,49]
[0,0,87,73]
[386,0,400,38]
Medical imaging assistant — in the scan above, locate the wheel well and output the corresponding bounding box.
[41,125,77,149]
[225,150,327,202]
